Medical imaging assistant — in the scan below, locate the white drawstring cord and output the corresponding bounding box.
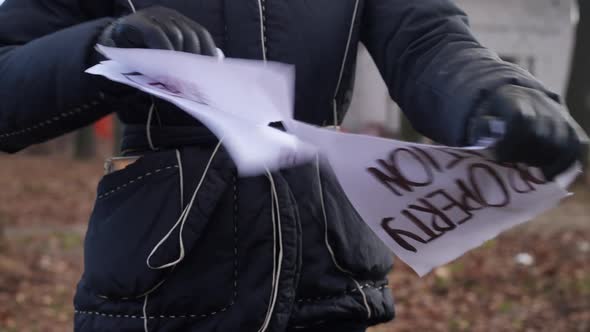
[176,150,185,208]
[142,294,150,332]
[257,170,283,332]
[351,279,371,319]
[146,140,223,270]
[315,155,372,319]
[127,0,137,13]
[146,100,158,151]
[269,183,277,301]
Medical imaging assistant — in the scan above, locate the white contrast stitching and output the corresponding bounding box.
[257,0,268,61]
[233,175,239,299]
[0,93,105,140]
[295,284,389,303]
[96,165,179,200]
[74,305,231,320]
[261,0,267,57]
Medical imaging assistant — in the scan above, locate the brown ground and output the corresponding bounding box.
[0,154,588,332]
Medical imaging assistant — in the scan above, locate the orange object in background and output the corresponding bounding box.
[94,115,114,140]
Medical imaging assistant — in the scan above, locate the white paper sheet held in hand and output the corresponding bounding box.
[87,46,315,176]
[87,47,580,276]
[290,121,579,276]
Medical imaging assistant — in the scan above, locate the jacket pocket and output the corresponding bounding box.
[83,147,233,299]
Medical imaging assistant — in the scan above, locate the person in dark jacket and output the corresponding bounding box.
[0,0,587,331]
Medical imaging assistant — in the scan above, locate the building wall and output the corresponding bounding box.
[341,44,399,135]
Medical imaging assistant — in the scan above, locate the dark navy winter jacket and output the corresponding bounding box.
[0,0,555,331]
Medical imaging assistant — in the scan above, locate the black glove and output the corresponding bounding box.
[98,6,217,55]
[468,85,589,180]
[91,6,217,97]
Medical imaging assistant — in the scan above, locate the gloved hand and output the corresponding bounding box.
[98,6,217,55]
[91,6,217,96]
[468,84,589,180]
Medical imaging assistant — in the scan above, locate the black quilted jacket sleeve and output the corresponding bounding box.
[0,0,115,152]
[361,0,559,146]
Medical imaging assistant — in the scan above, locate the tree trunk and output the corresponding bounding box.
[73,126,96,160]
[566,1,590,138]
[399,113,422,143]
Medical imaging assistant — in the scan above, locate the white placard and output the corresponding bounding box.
[289,120,578,275]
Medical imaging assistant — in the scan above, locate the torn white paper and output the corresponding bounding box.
[96,46,295,122]
[87,47,313,175]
